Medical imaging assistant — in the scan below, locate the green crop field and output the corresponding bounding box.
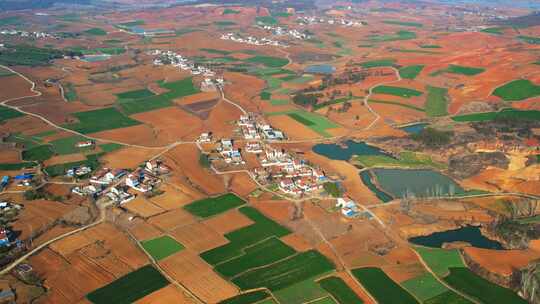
[368,99,425,112]
[86,265,169,304]
[5,133,41,149]
[116,89,155,100]
[141,235,184,261]
[0,105,24,122]
[270,99,289,106]
[354,151,446,170]
[452,108,540,122]
[44,154,101,177]
[425,86,449,117]
[214,237,296,278]
[352,267,418,304]
[219,290,271,304]
[184,193,246,218]
[84,28,107,36]
[214,21,237,26]
[383,20,423,27]
[118,20,145,27]
[420,45,441,49]
[275,278,331,304]
[369,30,417,42]
[444,268,527,304]
[518,35,540,44]
[359,59,396,68]
[414,247,465,277]
[260,91,271,100]
[0,45,69,66]
[0,16,21,26]
[0,162,36,171]
[445,65,485,76]
[425,291,474,304]
[402,273,448,301]
[64,83,77,101]
[372,85,423,98]
[99,143,123,153]
[493,79,540,101]
[64,107,141,134]
[267,110,339,137]
[223,9,241,15]
[49,135,94,155]
[247,56,289,68]
[201,207,291,265]
[399,65,424,79]
[312,297,337,304]
[119,77,200,114]
[255,16,279,25]
[22,145,54,162]
[0,67,14,78]
[481,27,505,35]
[232,250,335,291]
[319,276,364,304]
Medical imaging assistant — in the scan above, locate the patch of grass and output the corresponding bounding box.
[44,154,102,177]
[420,44,441,48]
[223,9,241,15]
[184,193,246,218]
[493,79,540,101]
[260,91,272,100]
[445,65,485,76]
[270,99,289,106]
[247,56,289,68]
[424,290,474,304]
[175,28,199,36]
[49,135,94,155]
[0,45,70,66]
[219,290,271,304]
[359,59,396,68]
[481,27,505,35]
[275,278,331,304]
[214,237,296,278]
[319,276,364,304]
[368,30,417,42]
[268,109,339,137]
[86,265,169,304]
[517,215,540,224]
[215,20,237,27]
[232,250,335,291]
[0,105,24,122]
[22,145,54,162]
[116,88,155,100]
[443,268,527,304]
[414,247,465,277]
[402,273,448,301]
[368,99,425,112]
[0,162,37,171]
[141,235,185,261]
[200,206,291,265]
[99,143,123,153]
[399,65,424,79]
[425,86,448,117]
[452,108,540,122]
[354,151,446,170]
[518,35,540,44]
[64,108,141,134]
[372,85,423,98]
[272,12,292,18]
[352,267,418,304]
[383,20,423,27]
[84,28,107,36]
[255,16,279,25]
[64,83,77,101]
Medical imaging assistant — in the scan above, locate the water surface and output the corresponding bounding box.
[409,226,503,249]
[313,140,391,161]
[304,64,336,75]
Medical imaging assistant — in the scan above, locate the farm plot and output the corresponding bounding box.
[431,65,485,76]
[84,28,107,36]
[351,267,418,304]
[372,85,423,98]
[64,108,141,134]
[200,207,291,265]
[368,30,417,42]
[141,235,185,261]
[214,237,296,278]
[359,59,396,68]
[401,272,448,302]
[119,77,200,115]
[267,110,340,137]
[274,277,331,304]
[116,89,156,100]
[219,290,271,304]
[425,86,448,117]
[246,56,289,68]
[414,247,465,277]
[232,250,335,291]
[44,153,101,177]
[443,268,527,304]
[399,65,424,80]
[184,193,246,218]
[492,79,540,101]
[354,151,445,170]
[318,276,364,304]
[452,109,540,122]
[86,265,169,304]
[424,291,474,304]
[0,105,23,122]
[49,135,96,155]
[383,20,423,27]
[22,145,54,162]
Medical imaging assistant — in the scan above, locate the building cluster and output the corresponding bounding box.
[0,172,35,191]
[238,114,285,141]
[336,197,360,218]
[149,50,221,80]
[0,29,56,39]
[296,16,364,27]
[260,25,311,40]
[220,33,287,47]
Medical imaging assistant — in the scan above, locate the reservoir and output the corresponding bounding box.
[312,140,391,161]
[409,226,503,249]
[400,123,428,134]
[304,64,336,75]
[359,171,393,203]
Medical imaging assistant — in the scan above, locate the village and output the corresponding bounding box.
[259,25,311,40]
[0,29,56,39]
[296,16,365,27]
[219,32,287,47]
[149,49,223,81]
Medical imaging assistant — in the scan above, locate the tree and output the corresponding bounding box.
[323,182,342,198]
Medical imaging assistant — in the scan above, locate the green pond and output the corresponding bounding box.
[371,168,464,198]
[409,226,503,249]
[312,140,392,161]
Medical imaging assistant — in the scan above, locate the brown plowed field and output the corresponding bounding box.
[128,219,164,241]
[124,196,165,218]
[202,209,254,235]
[148,208,197,231]
[0,149,20,163]
[100,146,156,169]
[170,222,228,253]
[149,184,197,210]
[228,173,258,197]
[267,115,321,140]
[131,106,204,142]
[89,124,166,147]
[464,246,540,276]
[135,285,196,304]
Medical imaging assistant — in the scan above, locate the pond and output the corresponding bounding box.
[359,171,393,203]
[312,140,391,161]
[371,168,464,198]
[304,64,336,75]
[409,226,503,249]
[400,123,428,134]
[81,55,111,62]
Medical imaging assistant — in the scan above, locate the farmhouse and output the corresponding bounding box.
[75,140,94,148]
[336,197,360,218]
[90,168,127,185]
[106,187,135,205]
[0,228,10,247]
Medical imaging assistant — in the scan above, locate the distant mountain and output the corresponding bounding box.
[0,0,92,11]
